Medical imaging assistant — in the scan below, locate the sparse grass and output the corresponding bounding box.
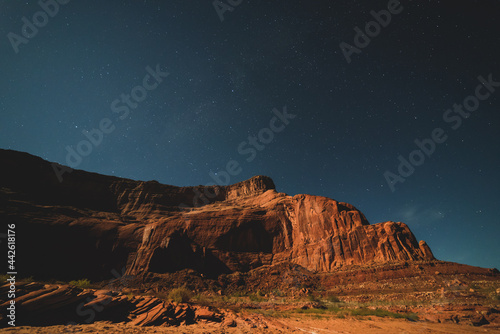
[21,276,35,283]
[229,291,245,298]
[192,293,214,306]
[112,286,424,322]
[249,290,265,302]
[291,305,418,321]
[69,279,91,289]
[109,286,423,323]
[153,291,169,300]
[167,286,192,303]
[0,274,35,283]
[295,307,330,315]
[349,308,406,318]
[326,295,341,303]
[248,309,291,318]
[307,293,323,303]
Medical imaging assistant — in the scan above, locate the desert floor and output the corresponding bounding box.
[1,317,500,334]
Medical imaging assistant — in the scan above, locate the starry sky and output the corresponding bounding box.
[1,0,499,269]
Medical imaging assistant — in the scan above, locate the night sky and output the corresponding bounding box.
[1,0,499,269]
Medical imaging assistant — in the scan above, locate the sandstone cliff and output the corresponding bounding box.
[0,149,434,281]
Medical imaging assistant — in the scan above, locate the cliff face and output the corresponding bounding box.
[0,149,434,281]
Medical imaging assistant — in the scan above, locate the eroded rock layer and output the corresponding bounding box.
[0,149,434,281]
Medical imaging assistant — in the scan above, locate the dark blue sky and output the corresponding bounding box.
[1,0,499,269]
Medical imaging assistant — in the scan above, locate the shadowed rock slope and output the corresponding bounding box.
[0,149,434,281]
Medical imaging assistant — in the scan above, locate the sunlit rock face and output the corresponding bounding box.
[0,149,434,281]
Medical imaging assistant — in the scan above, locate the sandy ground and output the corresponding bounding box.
[1,317,499,334]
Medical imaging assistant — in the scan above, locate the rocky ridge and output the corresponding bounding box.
[0,148,434,282]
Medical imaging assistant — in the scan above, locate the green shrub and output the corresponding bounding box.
[69,279,91,289]
[296,308,326,314]
[350,308,406,319]
[249,293,264,302]
[192,293,212,306]
[167,287,192,303]
[229,291,245,298]
[327,295,341,303]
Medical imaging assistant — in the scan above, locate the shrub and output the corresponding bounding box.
[229,291,245,298]
[69,279,91,289]
[308,294,321,302]
[167,287,192,303]
[350,308,406,319]
[327,295,341,303]
[192,293,212,306]
[249,293,264,302]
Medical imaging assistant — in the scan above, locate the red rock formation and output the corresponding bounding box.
[0,282,221,326]
[0,149,434,282]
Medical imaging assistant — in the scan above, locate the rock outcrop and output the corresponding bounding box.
[0,149,434,281]
[0,282,222,327]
